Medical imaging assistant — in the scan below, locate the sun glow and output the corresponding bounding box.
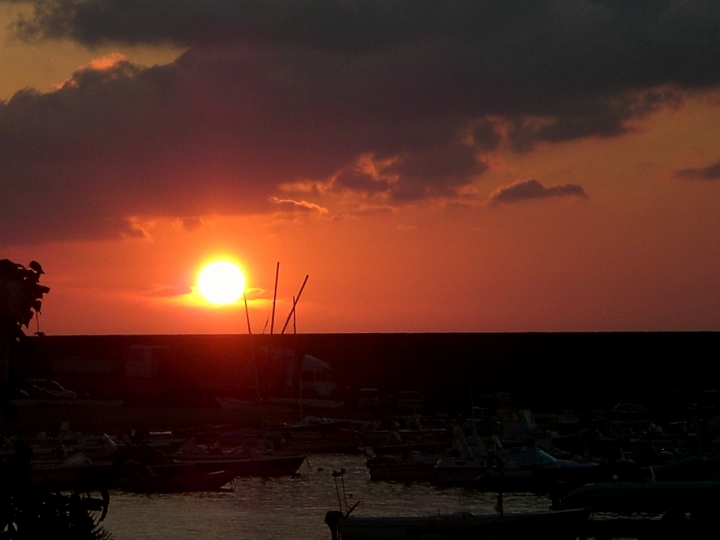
[197,261,246,305]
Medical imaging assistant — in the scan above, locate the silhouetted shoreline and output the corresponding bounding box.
[11,332,719,414]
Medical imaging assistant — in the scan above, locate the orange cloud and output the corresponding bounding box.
[269,197,328,215]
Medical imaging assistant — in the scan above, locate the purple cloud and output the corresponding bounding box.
[1,1,719,244]
[675,158,720,180]
[488,179,589,205]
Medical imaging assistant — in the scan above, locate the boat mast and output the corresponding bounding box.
[280,275,309,334]
[293,293,301,420]
[244,291,261,401]
[270,262,279,335]
[279,275,308,421]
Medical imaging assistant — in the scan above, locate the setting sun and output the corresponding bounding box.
[197,261,246,305]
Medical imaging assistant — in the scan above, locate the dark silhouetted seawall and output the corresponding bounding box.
[12,332,719,412]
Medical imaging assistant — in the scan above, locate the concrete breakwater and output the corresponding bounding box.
[8,332,720,416]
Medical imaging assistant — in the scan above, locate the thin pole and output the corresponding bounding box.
[292,295,300,420]
[280,275,308,334]
[297,344,303,422]
[244,291,261,400]
[270,262,280,335]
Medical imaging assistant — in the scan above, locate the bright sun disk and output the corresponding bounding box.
[198,261,246,305]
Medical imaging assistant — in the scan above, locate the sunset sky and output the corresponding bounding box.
[2,1,720,334]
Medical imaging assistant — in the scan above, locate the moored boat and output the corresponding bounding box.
[325,508,589,540]
[366,453,439,482]
[173,453,306,477]
[29,454,117,491]
[116,466,236,493]
[559,479,720,516]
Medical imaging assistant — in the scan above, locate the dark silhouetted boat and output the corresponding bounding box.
[325,508,589,540]
[560,479,720,516]
[117,464,236,493]
[172,453,306,477]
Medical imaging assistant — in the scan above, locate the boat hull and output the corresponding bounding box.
[118,469,236,493]
[561,480,720,514]
[175,454,306,477]
[335,509,588,540]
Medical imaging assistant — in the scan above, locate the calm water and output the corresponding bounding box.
[102,454,550,539]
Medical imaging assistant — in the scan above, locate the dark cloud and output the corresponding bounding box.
[333,167,393,196]
[1,1,720,243]
[0,48,493,244]
[384,143,488,201]
[488,179,589,205]
[471,120,503,152]
[11,0,437,49]
[10,1,720,97]
[507,89,685,152]
[330,142,487,202]
[674,158,720,180]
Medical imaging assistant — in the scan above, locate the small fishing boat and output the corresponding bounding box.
[172,453,307,477]
[115,463,236,493]
[366,453,439,482]
[325,467,588,540]
[559,479,720,515]
[29,453,117,491]
[325,508,589,540]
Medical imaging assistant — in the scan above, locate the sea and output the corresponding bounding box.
[102,453,549,540]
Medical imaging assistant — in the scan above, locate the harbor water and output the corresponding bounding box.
[102,453,550,539]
